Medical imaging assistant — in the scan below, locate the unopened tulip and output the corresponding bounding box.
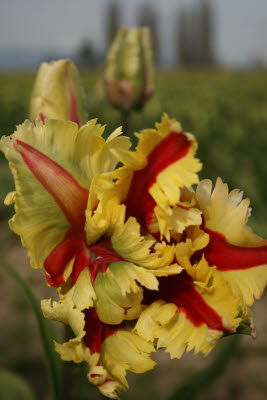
[104,28,154,111]
[30,59,87,125]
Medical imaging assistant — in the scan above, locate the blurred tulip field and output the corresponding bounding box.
[1,68,267,400]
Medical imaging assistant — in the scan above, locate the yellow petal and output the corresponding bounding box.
[60,267,96,310]
[220,266,267,308]
[41,298,85,339]
[152,203,202,242]
[111,215,175,269]
[195,178,267,307]
[101,329,156,390]
[196,177,261,246]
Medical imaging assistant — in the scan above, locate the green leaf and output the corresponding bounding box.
[0,256,62,400]
[0,369,36,400]
[168,335,239,400]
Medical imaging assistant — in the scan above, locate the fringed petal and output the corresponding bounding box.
[220,266,267,309]
[136,263,241,358]
[116,114,201,236]
[101,329,156,390]
[151,203,202,242]
[149,186,203,241]
[196,178,261,246]
[136,300,223,358]
[195,178,267,307]
[41,298,85,339]
[60,267,97,311]
[42,299,155,399]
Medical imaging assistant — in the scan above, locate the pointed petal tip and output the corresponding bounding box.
[13,139,89,229]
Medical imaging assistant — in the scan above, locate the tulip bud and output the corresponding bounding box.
[30,59,87,125]
[104,27,155,111]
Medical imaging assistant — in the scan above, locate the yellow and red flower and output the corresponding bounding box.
[1,114,266,398]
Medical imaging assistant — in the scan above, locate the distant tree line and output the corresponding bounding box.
[176,0,215,66]
[77,0,215,67]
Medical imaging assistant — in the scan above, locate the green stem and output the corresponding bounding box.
[121,110,130,136]
[61,325,74,400]
[0,255,62,400]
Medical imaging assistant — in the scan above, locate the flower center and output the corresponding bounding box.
[88,239,123,282]
[44,230,123,287]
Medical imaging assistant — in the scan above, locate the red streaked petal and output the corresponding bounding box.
[90,240,123,263]
[83,309,118,354]
[203,229,267,271]
[40,113,47,123]
[88,239,123,282]
[90,259,108,283]
[66,61,80,125]
[143,271,226,332]
[14,140,88,229]
[71,246,90,283]
[124,131,191,227]
[44,231,85,287]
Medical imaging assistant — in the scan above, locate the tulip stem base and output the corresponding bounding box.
[61,325,74,400]
[121,110,130,136]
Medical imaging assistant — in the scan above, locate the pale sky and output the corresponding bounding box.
[0,0,267,66]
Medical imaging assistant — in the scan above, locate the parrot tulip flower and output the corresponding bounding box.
[0,115,193,324]
[1,113,267,398]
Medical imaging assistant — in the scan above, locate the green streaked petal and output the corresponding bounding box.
[94,261,158,325]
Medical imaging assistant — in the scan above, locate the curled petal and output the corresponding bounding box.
[111,216,175,269]
[195,178,267,307]
[101,329,156,391]
[136,300,223,358]
[116,114,201,236]
[151,203,202,242]
[136,262,241,358]
[94,261,158,325]
[42,300,155,398]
